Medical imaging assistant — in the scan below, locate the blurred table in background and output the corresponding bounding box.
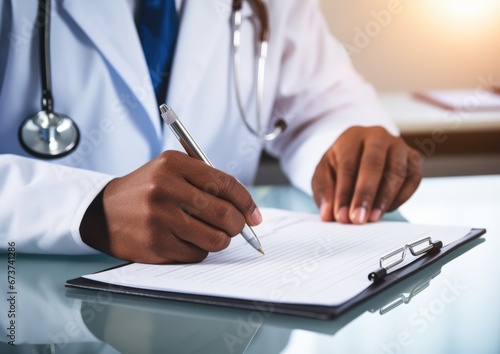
[255,91,500,185]
[382,92,500,177]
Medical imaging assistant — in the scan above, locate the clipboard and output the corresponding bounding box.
[66,228,485,320]
[65,235,485,347]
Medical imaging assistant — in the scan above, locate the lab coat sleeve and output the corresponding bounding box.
[0,154,114,254]
[266,0,399,195]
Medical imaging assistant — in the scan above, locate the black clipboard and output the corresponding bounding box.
[65,235,484,345]
[66,228,485,320]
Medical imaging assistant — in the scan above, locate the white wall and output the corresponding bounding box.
[319,0,500,92]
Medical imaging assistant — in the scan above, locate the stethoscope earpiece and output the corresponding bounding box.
[259,119,286,141]
[19,110,79,159]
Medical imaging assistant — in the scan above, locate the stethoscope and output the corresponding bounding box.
[232,0,286,141]
[19,0,286,159]
[19,0,80,159]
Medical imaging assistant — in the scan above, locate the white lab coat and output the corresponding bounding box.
[0,0,397,254]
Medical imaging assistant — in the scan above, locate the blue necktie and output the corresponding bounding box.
[138,0,179,103]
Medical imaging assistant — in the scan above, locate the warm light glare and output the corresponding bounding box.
[430,0,500,22]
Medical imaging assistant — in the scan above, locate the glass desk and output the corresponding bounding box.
[1,175,499,354]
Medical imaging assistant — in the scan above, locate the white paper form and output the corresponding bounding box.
[83,209,472,306]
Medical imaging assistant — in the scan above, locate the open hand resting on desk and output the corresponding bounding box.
[312,126,423,225]
[79,151,262,264]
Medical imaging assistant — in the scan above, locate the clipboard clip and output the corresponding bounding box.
[368,237,443,282]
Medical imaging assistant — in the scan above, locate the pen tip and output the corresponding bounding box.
[258,248,265,255]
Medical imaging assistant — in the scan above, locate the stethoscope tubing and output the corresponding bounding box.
[40,0,54,113]
[18,0,80,159]
[231,0,286,141]
[18,0,285,159]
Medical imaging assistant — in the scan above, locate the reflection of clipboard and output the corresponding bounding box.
[66,227,485,320]
[371,269,441,315]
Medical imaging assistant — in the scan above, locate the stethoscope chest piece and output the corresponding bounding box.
[19,110,79,159]
[18,0,80,159]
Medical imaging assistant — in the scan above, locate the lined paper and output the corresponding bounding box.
[83,209,471,306]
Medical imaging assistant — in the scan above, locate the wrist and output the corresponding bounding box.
[79,188,110,253]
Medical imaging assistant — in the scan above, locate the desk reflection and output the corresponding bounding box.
[1,184,484,354]
[0,236,481,354]
[79,300,291,354]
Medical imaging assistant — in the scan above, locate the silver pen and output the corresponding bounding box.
[159,104,264,255]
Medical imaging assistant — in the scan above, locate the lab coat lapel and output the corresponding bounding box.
[167,0,253,117]
[61,0,162,139]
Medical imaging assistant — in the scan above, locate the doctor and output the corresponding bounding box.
[0,0,422,263]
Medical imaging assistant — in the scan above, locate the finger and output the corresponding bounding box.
[184,164,262,226]
[348,139,388,224]
[161,234,210,264]
[369,145,409,222]
[131,231,209,264]
[311,153,336,221]
[178,191,246,238]
[333,143,363,224]
[170,209,232,252]
[388,149,423,211]
[152,173,247,237]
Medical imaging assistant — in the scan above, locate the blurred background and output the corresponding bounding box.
[319,0,500,91]
[256,0,500,185]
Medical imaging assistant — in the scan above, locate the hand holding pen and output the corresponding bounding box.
[80,111,263,264]
[160,104,264,254]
